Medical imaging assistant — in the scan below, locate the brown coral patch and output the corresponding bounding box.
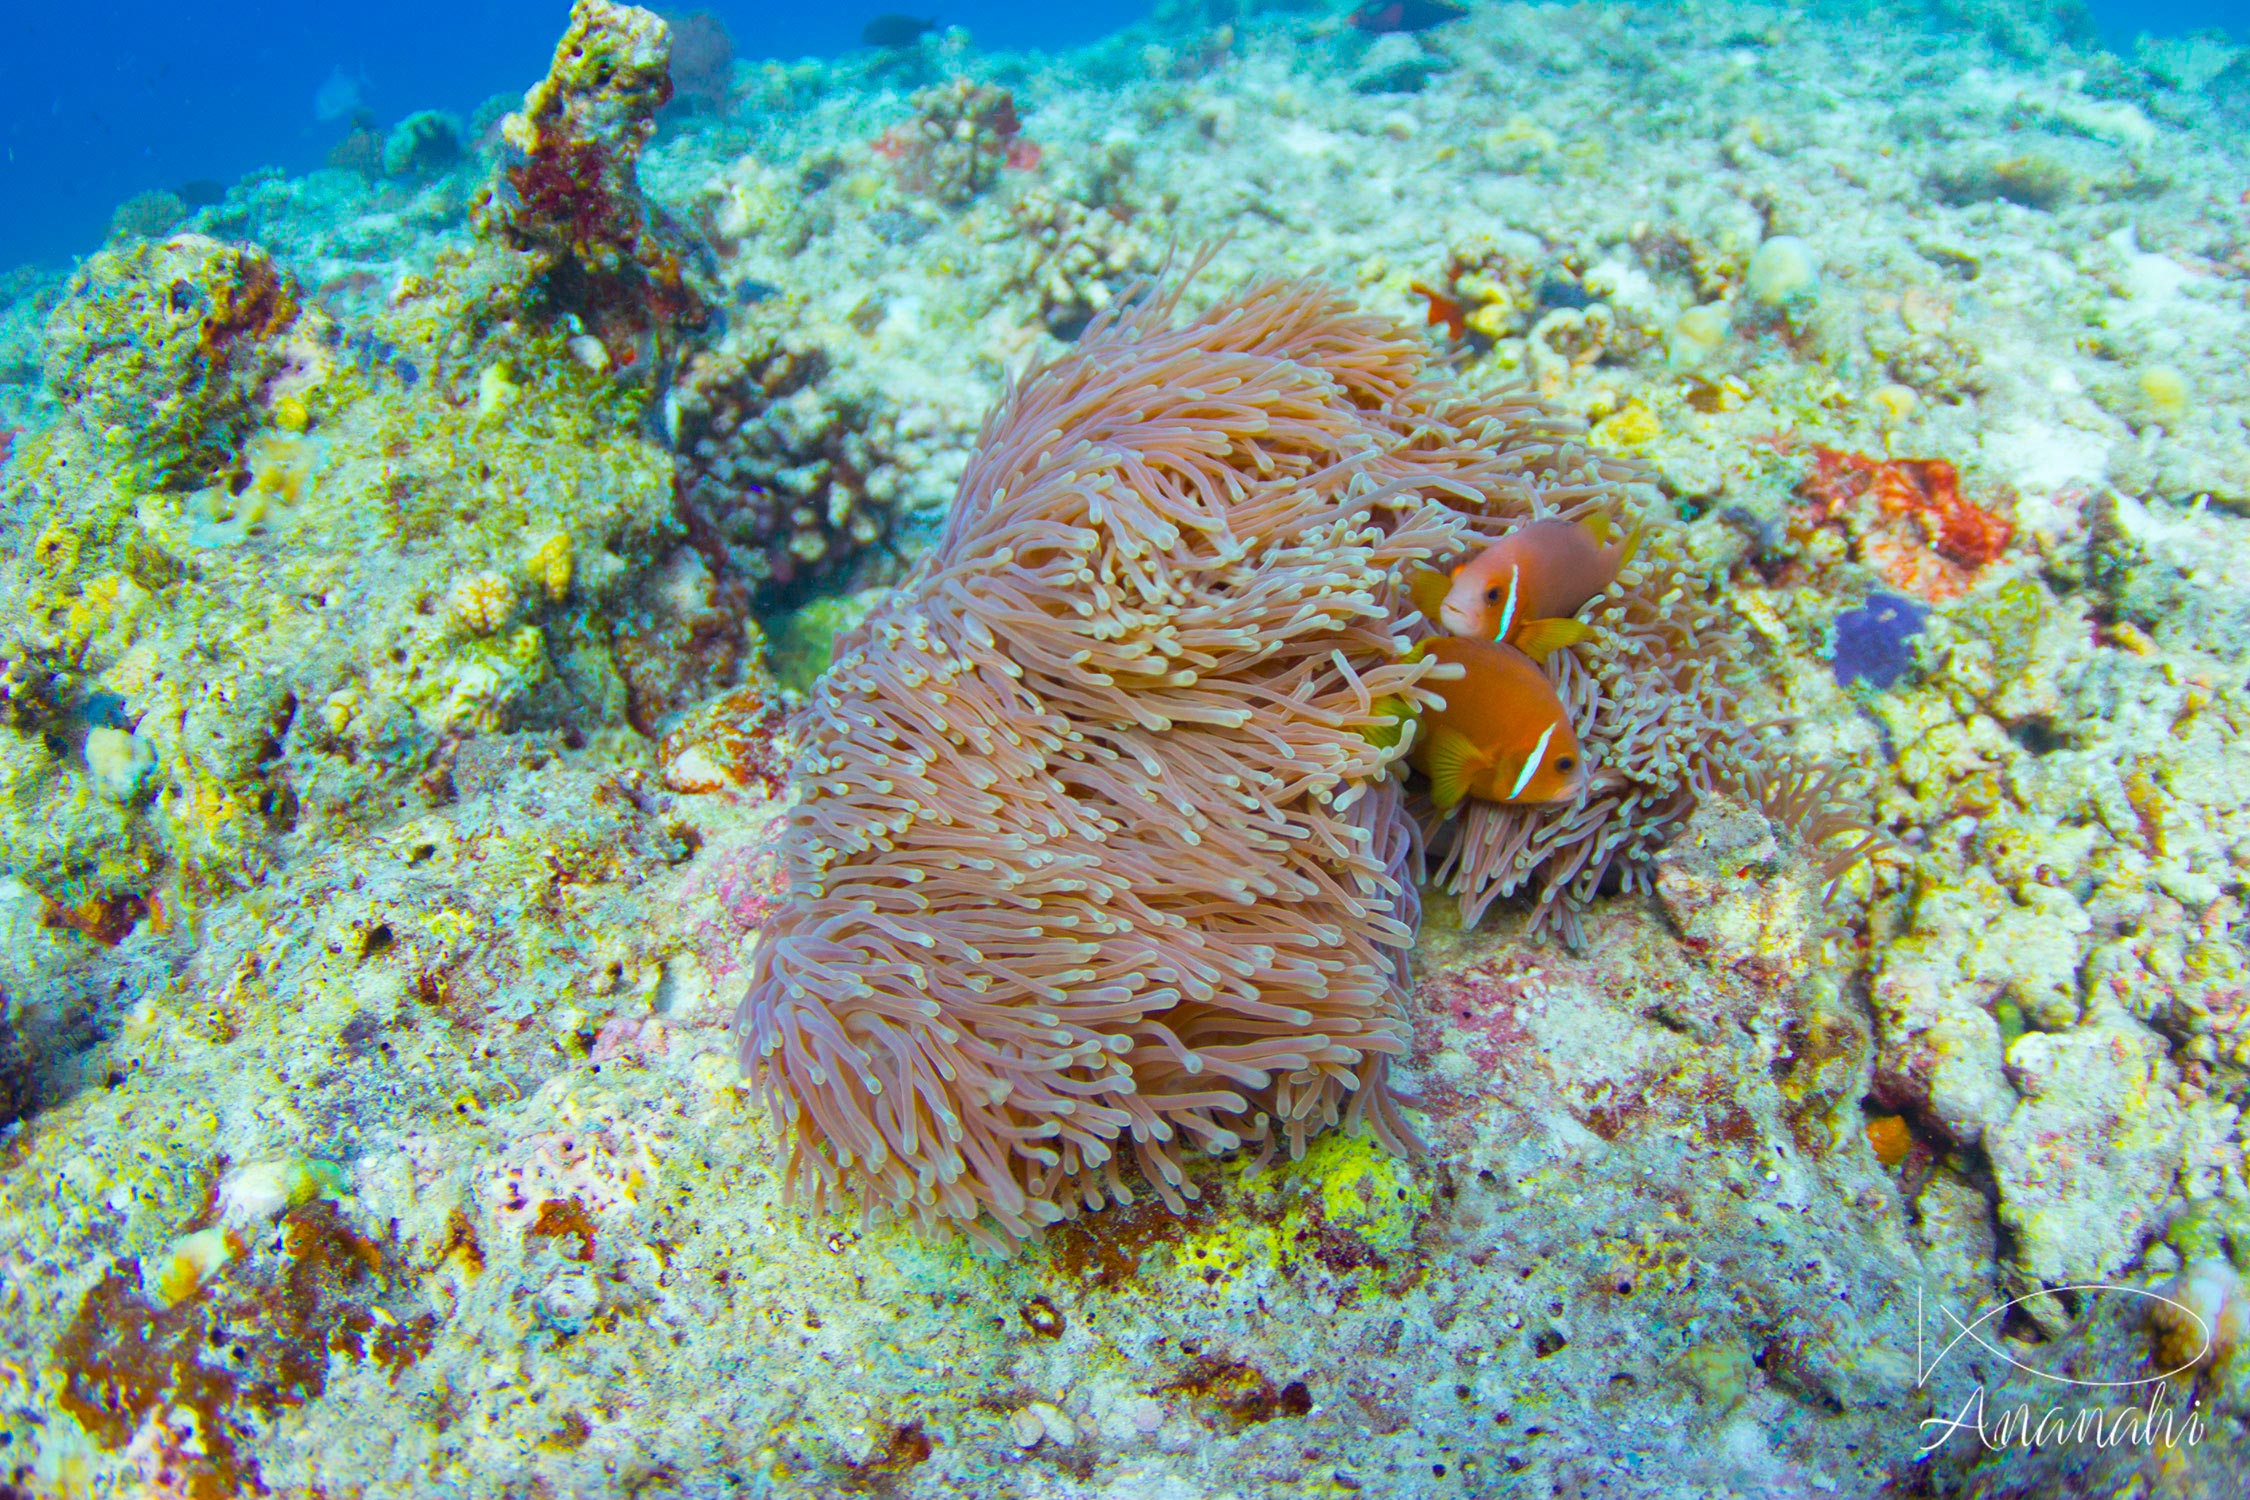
[53,1203,431,1500]
[1155,1356,1313,1432]
[1045,1188,1216,1290]
[528,1196,600,1262]
[39,890,148,946]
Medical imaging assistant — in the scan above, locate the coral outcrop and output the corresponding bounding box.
[666,332,900,606]
[43,235,304,490]
[476,0,711,366]
[878,79,1028,204]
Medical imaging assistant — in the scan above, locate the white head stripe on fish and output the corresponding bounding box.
[1509,721,1557,799]
[1494,565,1519,641]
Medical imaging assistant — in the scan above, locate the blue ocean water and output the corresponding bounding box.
[0,0,2239,272]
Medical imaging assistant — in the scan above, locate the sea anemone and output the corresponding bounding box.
[737,270,1820,1244]
[738,275,1500,1247]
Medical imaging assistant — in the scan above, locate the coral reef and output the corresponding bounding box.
[381,111,466,180]
[1003,188,1159,338]
[876,78,1029,204]
[665,329,900,606]
[106,190,188,242]
[1831,590,1929,689]
[1797,446,2017,601]
[4,0,2250,1490]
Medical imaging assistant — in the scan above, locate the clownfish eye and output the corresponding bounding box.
[1485,586,1502,602]
[1555,756,1576,772]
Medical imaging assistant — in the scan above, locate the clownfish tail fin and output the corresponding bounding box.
[1509,617,1593,660]
[1423,726,1490,812]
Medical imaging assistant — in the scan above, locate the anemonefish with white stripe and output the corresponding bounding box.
[1405,635,1587,810]
[1406,513,1637,657]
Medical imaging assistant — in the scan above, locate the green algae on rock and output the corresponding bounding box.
[43,234,307,492]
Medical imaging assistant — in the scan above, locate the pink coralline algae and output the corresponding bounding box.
[679,833,787,977]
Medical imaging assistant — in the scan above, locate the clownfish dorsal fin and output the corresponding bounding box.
[1423,726,1490,812]
[1510,616,1592,660]
[1407,564,1452,624]
[1582,510,1643,573]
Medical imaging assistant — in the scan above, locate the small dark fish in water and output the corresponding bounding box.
[862,13,937,48]
[1350,0,1466,33]
[734,279,780,305]
[176,178,227,207]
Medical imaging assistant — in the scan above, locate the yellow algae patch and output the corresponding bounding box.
[1306,1130,1426,1259]
[150,1226,240,1307]
[477,360,523,420]
[1592,400,1661,451]
[1152,1131,1430,1288]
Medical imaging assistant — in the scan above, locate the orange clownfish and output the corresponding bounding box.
[1407,636,1587,811]
[1407,514,1638,657]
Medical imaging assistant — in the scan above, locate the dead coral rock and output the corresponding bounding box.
[659,683,790,797]
[1422,902,1917,1412]
[1652,794,1825,975]
[0,1012,33,1128]
[43,234,302,490]
[1870,941,2015,1149]
[477,0,712,363]
[1988,1006,2185,1281]
[54,1203,435,1499]
[611,546,750,735]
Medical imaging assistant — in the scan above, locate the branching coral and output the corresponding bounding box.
[1005,189,1159,338]
[874,79,1028,204]
[740,271,1837,1244]
[667,333,898,605]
